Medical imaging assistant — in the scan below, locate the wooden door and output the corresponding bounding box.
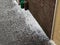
[28,0,56,38]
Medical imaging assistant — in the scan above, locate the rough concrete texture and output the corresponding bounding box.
[0,0,51,45]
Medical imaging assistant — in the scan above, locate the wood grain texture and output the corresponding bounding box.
[28,0,56,38]
[53,0,60,45]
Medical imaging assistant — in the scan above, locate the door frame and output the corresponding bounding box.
[51,0,58,39]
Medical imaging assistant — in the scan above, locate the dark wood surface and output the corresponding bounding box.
[28,0,56,38]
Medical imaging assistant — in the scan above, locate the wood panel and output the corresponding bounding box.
[28,0,56,38]
[53,0,60,45]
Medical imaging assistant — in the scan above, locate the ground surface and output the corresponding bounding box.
[0,0,51,45]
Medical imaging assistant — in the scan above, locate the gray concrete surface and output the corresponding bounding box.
[0,0,51,45]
